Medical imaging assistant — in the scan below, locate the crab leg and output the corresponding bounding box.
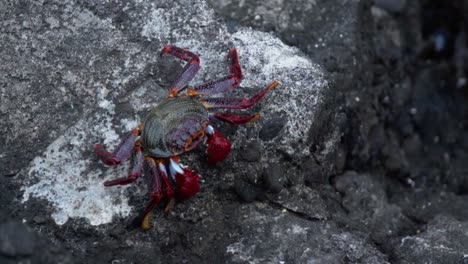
[137,157,163,230]
[136,158,176,229]
[94,127,140,166]
[157,161,175,211]
[160,45,201,96]
[210,112,260,125]
[103,146,144,186]
[188,48,243,96]
[201,80,278,110]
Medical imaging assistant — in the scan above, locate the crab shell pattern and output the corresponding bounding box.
[94,45,278,229]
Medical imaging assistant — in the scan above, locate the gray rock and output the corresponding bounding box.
[374,0,407,13]
[392,190,468,223]
[258,117,286,141]
[239,141,262,162]
[234,178,259,202]
[0,222,35,257]
[395,215,468,264]
[208,0,375,178]
[10,0,331,227]
[262,163,286,193]
[225,204,389,264]
[335,171,414,245]
[0,0,388,263]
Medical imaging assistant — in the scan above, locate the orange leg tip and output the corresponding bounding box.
[141,212,152,230]
[164,199,175,212]
[268,80,279,90]
[251,113,261,122]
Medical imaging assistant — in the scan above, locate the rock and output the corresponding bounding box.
[208,0,375,178]
[234,178,259,202]
[32,215,46,225]
[262,163,286,193]
[374,0,407,13]
[303,157,327,185]
[273,185,329,221]
[0,222,35,257]
[239,142,262,162]
[391,190,468,223]
[225,205,389,264]
[0,0,390,263]
[395,215,468,264]
[258,117,286,141]
[14,0,330,227]
[335,171,414,247]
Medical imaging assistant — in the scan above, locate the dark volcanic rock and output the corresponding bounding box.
[335,172,415,248]
[0,221,71,263]
[395,216,468,264]
[239,141,262,162]
[258,117,286,141]
[225,205,389,264]
[1,0,358,263]
[7,0,467,263]
[234,177,259,202]
[0,222,35,257]
[262,163,286,193]
[208,0,375,178]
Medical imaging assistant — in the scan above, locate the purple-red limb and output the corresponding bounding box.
[201,80,278,110]
[189,48,243,96]
[103,145,144,186]
[137,158,175,229]
[94,128,139,166]
[160,45,201,96]
[211,112,260,125]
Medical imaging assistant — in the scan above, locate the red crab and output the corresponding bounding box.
[94,45,278,229]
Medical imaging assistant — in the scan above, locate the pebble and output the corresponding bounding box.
[262,163,285,193]
[259,117,286,141]
[240,142,262,162]
[234,178,258,202]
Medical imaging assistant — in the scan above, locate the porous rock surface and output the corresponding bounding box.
[1,0,352,262]
[2,0,468,263]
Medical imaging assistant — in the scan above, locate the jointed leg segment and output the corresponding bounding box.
[160,45,201,96]
[189,48,243,96]
[103,145,144,186]
[201,80,278,109]
[94,127,140,166]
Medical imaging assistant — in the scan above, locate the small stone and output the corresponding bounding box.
[374,0,406,13]
[33,215,46,225]
[259,117,286,141]
[0,221,35,257]
[303,158,326,185]
[234,178,258,202]
[240,142,262,162]
[262,163,285,193]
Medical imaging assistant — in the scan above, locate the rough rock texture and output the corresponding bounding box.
[1,0,368,263]
[395,216,468,263]
[14,0,328,227]
[208,0,376,179]
[2,0,468,263]
[0,221,71,263]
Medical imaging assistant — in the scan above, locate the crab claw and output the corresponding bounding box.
[169,159,200,201]
[205,126,231,164]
